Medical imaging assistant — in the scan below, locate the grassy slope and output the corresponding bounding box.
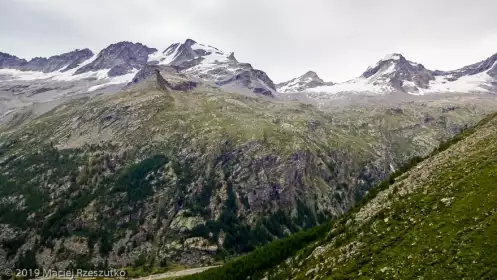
[273,111,497,279]
[183,112,497,280]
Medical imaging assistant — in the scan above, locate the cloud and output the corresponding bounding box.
[1,0,497,82]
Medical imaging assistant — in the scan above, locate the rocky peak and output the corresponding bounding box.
[0,49,94,73]
[126,65,172,91]
[362,53,410,78]
[127,64,200,93]
[22,48,94,73]
[216,69,276,97]
[0,52,27,69]
[184,38,196,45]
[443,52,497,79]
[227,52,238,63]
[155,38,230,68]
[150,39,275,97]
[276,71,331,93]
[0,52,18,59]
[75,41,157,77]
[58,48,94,71]
[22,57,49,71]
[166,39,201,66]
[361,53,434,92]
[301,70,323,80]
[383,53,405,61]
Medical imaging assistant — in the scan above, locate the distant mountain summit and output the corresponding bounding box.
[75,42,156,77]
[293,52,497,102]
[358,53,435,93]
[0,52,26,69]
[0,49,95,73]
[438,53,497,79]
[279,53,437,95]
[276,71,333,93]
[148,39,276,96]
[148,38,235,67]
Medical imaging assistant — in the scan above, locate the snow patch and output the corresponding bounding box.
[154,43,182,65]
[383,54,402,61]
[0,69,54,81]
[278,78,302,93]
[0,55,112,82]
[192,43,229,65]
[278,72,323,93]
[147,51,165,63]
[0,53,137,93]
[418,72,493,94]
[0,68,111,82]
[150,41,230,66]
[308,78,392,95]
[308,62,396,95]
[87,70,138,92]
[380,61,396,75]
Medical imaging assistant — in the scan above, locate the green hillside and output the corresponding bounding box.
[183,112,497,279]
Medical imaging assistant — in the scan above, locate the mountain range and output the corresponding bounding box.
[278,53,497,96]
[2,40,497,119]
[0,39,278,123]
[1,37,497,274]
[0,39,277,96]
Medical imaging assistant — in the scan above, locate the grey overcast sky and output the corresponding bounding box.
[1,0,497,82]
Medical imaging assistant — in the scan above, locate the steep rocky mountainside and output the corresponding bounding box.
[186,111,497,280]
[1,69,496,271]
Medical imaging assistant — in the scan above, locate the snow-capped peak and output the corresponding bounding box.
[362,53,421,78]
[440,53,497,79]
[303,51,497,102]
[355,54,434,92]
[382,53,403,61]
[277,71,332,93]
[148,39,235,68]
[305,54,435,96]
[301,70,320,78]
[147,39,276,97]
